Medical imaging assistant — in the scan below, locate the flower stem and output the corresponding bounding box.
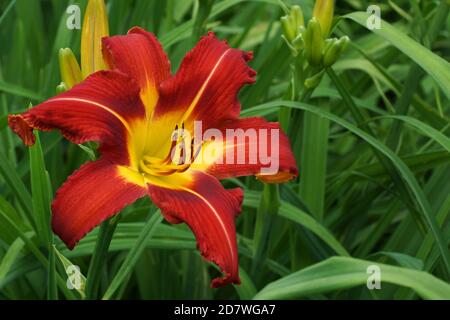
[85,216,119,299]
[251,183,280,279]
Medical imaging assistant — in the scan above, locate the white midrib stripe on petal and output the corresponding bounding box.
[50,97,132,133]
[182,49,231,122]
[181,186,236,268]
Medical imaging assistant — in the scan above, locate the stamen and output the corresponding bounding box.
[139,122,203,177]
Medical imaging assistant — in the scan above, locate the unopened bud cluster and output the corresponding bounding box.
[281,1,349,88]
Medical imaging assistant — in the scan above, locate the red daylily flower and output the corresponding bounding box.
[8,27,298,287]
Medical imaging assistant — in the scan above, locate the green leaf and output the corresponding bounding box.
[279,202,350,257]
[102,212,163,300]
[77,144,96,161]
[243,190,350,257]
[29,132,52,245]
[254,257,450,300]
[248,100,450,276]
[0,0,16,26]
[299,109,329,220]
[160,0,281,48]
[85,217,119,299]
[252,184,280,275]
[0,149,33,224]
[0,199,77,299]
[47,237,57,300]
[369,252,424,270]
[0,80,44,101]
[0,237,25,283]
[344,11,450,100]
[382,115,450,153]
[0,195,29,244]
[54,246,86,299]
[233,266,257,299]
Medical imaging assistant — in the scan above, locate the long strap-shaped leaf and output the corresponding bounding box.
[160,0,281,48]
[344,11,450,100]
[102,212,163,300]
[243,190,350,257]
[245,100,450,277]
[254,256,450,300]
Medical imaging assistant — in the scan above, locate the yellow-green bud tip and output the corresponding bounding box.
[304,17,324,67]
[81,0,109,78]
[58,48,82,89]
[313,0,334,37]
[281,5,305,43]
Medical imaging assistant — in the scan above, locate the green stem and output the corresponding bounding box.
[46,236,58,300]
[85,216,119,299]
[251,184,280,278]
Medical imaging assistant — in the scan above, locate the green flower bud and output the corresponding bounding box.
[291,5,305,31]
[323,38,337,53]
[304,18,324,67]
[281,5,305,43]
[291,26,305,50]
[323,36,350,67]
[304,70,325,89]
[281,16,296,43]
[59,48,82,89]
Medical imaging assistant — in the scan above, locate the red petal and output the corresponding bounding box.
[8,70,146,165]
[52,159,147,249]
[152,32,256,129]
[206,117,298,183]
[148,172,243,288]
[102,27,171,114]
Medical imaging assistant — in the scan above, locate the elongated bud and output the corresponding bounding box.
[81,0,109,78]
[281,16,296,43]
[281,5,304,43]
[291,5,305,32]
[305,69,325,89]
[323,36,350,67]
[313,0,334,37]
[323,38,336,52]
[292,26,305,48]
[58,48,82,89]
[304,18,324,67]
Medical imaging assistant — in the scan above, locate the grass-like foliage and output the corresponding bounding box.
[0,0,449,300]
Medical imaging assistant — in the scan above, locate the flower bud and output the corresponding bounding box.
[304,18,324,67]
[281,16,296,43]
[304,70,325,89]
[81,0,109,78]
[58,48,82,89]
[313,0,334,37]
[291,26,306,50]
[291,5,305,31]
[281,5,304,43]
[323,36,350,67]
